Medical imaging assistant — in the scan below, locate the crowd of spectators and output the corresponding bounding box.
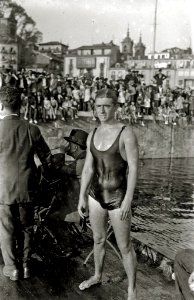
[0,68,194,126]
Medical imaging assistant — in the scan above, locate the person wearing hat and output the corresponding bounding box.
[48,129,88,230]
[124,69,134,86]
[60,129,88,180]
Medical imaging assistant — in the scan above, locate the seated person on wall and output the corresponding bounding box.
[50,129,88,219]
[174,249,194,299]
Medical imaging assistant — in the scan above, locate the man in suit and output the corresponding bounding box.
[0,86,53,281]
[174,249,194,299]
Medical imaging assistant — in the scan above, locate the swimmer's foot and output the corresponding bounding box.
[79,276,101,290]
[127,289,137,300]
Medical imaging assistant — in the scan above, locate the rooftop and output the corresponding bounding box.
[39,41,68,47]
[76,41,117,50]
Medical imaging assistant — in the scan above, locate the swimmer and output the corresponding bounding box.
[78,88,138,299]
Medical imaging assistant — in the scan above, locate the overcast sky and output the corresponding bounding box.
[15,0,194,53]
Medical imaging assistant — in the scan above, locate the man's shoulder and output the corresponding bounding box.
[121,125,137,143]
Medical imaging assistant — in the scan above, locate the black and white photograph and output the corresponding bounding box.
[0,0,194,299]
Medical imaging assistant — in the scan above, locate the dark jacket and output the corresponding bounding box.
[0,115,52,204]
[60,151,86,180]
[153,73,167,86]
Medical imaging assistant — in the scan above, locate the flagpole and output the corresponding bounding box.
[152,0,158,79]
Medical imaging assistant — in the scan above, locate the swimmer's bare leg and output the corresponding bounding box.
[109,209,137,300]
[79,196,108,291]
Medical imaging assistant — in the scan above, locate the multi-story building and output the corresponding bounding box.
[109,55,194,88]
[64,41,120,78]
[38,41,69,58]
[24,44,63,74]
[0,7,18,70]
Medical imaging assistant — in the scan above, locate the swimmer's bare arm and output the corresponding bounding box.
[78,131,94,218]
[120,127,138,221]
[189,271,194,291]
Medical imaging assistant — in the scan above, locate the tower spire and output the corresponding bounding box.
[127,24,130,38]
[139,32,142,43]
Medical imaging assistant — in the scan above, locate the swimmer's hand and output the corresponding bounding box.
[188,271,194,292]
[78,196,89,219]
[120,198,131,221]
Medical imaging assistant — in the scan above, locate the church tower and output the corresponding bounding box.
[134,34,146,59]
[121,26,133,59]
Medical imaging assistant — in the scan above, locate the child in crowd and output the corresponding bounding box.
[36,91,44,122]
[115,105,123,121]
[43,94,51,121]
[162,103,171,125]
[28,93,38,124]
[50,95,58,120]
[61,97,69,121]
[71,98,79,119]
[144,95,151,115]
[83,84,91,111]
[169,104,179,125]
[129,101,137,124]
[118,83,126,106]
[20,93,28,117]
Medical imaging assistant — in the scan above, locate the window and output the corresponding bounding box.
[118,71,122,79]
[111,71,115,80]
[69,59,73,75]
[166,79,170,86]
[123,45,127,53]
[99,63,104,77]
[178,80,183,86]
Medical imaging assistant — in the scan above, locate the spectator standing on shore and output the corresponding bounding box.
[0,86,53,281]
[153,69,167,91]
[124,69,134,86]
[83,84,91,111]
[78,88,138,300]
[50,95,58,120]
[43,94,51,121]
[189,90,194,124]
[174,249,194,299]
[174,93,184,114]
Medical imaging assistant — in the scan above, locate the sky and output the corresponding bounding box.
[14,0,194,53]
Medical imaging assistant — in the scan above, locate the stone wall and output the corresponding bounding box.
[38,118,194,159]
[133,123,194,159]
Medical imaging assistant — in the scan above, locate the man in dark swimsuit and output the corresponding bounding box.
[78,88,138,300]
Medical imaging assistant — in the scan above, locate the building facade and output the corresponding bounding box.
[0,7,18,70]
[38,41,69,58]
[64,41,120,78]
[109,56,194,88]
